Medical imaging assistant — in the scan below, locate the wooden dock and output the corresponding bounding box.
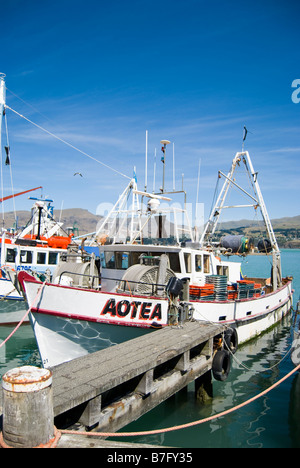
[51,320,226,433]
[1,320,228,447]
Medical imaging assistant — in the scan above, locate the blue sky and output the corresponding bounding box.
[1,0,300,224]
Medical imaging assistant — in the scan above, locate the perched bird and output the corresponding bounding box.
[73,172,83,177]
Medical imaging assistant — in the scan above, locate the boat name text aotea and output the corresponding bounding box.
[100,298,163,321]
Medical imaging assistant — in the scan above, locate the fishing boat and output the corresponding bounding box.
[18,148,293,368]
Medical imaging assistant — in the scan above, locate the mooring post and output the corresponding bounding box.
[1,366,54,448]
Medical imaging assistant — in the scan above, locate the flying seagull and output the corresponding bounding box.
[73,172,83,177]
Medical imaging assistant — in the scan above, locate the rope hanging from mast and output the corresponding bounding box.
[4,111,17,221]
[4,105,132,181]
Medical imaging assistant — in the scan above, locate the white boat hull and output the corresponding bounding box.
[0,277,24,302]
[18,271,293,368]
[0,300,29,325]
[0,276,28,325]
[192,281,293,344]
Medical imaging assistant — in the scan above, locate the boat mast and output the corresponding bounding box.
[200,151,282,289]
[242,151,282,289]
[242,151,279,253]
[0,74,5,140]
[160,139,170,194]
[200,153,242,244]
[0,74,6,228]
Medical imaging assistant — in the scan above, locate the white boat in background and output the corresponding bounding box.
[0,195,74,302]
[19,148,293,368]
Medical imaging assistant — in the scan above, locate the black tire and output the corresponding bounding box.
[212,349,231,381]
[224,328,238,354]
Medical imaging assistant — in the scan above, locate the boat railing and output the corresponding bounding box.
[56,270,167,296]
[56,270,265,301]
[57,270,100,289]
[114,277,167,296]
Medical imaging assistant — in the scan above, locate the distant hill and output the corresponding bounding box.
[1,208,102,237]
[53,208,102,236]
[2,209,300,247]
[219,215,300,230]
[218,215,300,248]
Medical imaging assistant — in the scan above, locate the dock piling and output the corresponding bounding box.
[1,366,54,448]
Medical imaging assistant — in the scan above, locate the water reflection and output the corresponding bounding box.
[0,324,41,378]
[289,373,300,448]
[118,314,298,448]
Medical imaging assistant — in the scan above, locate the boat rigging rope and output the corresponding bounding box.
[223,330,294,372]
[58,362,300,439]
[194,306,294,373]
[5,105,132,181]
[0,288,17,301]
[4,112,17,221]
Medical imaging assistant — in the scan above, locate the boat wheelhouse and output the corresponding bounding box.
[99,242,240,292]
[0,196,74,302]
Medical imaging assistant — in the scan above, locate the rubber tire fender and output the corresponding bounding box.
[224,327,238,354]
[212,349,231,381]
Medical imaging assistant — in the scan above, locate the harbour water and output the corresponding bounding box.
[0,249,299,448]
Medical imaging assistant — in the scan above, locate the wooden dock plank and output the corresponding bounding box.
[52,322,217,382]
[51,320,224,418]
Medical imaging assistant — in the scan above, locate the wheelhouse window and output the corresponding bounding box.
[113,251,128,269]
[203,254,210,273]
[37,252,46,264]
[122,252,129,269]
[195,254,202,272]
[100,252,106,268]
[217,265,229,278]
[184,253,191,273]
[49,252,59,265]
[104,251,115,269]
[129,251,147,266]
[20,250,33,264]
[101,250,181,272]
[168,253,181,273]
[6,248,16,263]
